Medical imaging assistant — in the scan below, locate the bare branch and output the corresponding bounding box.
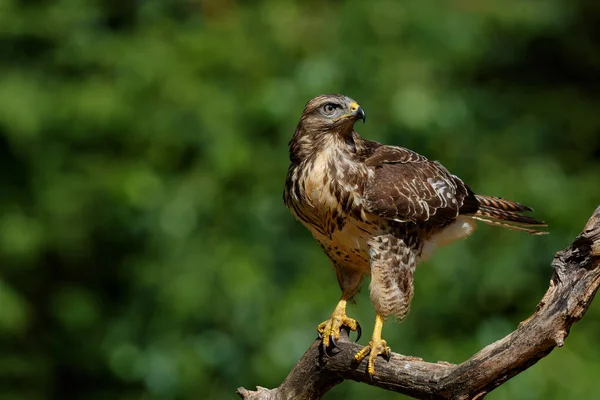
[238,206,600,400]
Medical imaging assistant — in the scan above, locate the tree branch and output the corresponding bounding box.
[237,206,600,400]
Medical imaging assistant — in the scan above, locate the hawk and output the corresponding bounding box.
[283,94,547,375]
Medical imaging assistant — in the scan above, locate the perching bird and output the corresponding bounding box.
[283,94,547,375]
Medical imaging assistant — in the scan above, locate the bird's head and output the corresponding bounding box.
[299,94,366,132]
[289,94,366,162]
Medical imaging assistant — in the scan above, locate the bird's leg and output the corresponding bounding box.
[354,313,390,375]
[317,299,361,350]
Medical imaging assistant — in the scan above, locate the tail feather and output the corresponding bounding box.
[471,216,548,235]
[476,206,545,226]
[475,194,533,212]
[467,194,548,235]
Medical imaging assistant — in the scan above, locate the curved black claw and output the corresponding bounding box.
[355,321,362,343]
[317,330,323,340]
[320,341,327,355]
[329,334,337,349]
[367,371,375,382]
[383,348,391,362]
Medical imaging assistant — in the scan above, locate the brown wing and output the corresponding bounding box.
[363,146,473,225]
[362,144,427,165]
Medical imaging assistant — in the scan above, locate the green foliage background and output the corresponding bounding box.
[1,0,599,399]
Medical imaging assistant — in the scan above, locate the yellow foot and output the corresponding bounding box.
[317,300,361,351]
[354,338,391,375]
[354,314,390,376]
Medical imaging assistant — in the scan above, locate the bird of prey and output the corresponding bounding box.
[283,94,547,375]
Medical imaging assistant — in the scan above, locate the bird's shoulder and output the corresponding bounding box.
[361,142,428,166]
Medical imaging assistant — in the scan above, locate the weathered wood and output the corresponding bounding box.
[238,206,600,400]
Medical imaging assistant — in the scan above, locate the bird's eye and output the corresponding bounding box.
[323,103,338,114]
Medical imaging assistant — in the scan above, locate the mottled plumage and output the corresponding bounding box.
[283,94,546,375]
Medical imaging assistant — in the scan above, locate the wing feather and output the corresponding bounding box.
[363,146,470,225]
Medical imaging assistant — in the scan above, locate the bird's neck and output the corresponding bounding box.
[289,126,358,165]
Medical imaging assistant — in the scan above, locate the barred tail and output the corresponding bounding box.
[474,194,533,212]
[469,194,548,235]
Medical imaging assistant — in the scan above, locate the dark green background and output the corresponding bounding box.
[1,0,599,399]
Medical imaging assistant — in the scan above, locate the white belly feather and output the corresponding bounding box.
[421,216,477,260]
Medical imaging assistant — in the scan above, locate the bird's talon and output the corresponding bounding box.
[383,347,391,362]
[316,305,360,352]
[355,321,362,342]
[354,338,390,376]
[353,344,371,363]
[367,370,375,382]
[330,334,337,348]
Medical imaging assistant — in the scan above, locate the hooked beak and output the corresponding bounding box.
[354,106,366,123]
[347,101,366,123]
[332,101,367,124]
